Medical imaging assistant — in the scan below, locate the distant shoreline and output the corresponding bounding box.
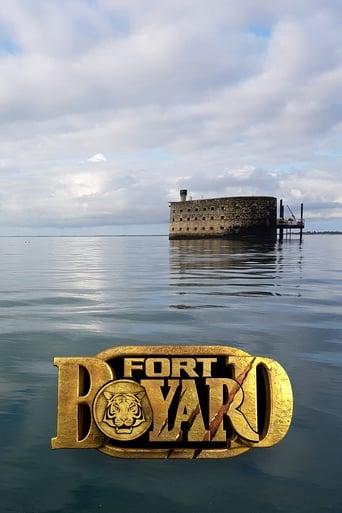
[0,234,168,238]
[0,232,341,238]
[303,231,342,235]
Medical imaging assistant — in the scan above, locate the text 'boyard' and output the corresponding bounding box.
[51,345,293,459]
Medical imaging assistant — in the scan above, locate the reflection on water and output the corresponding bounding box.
[0,235,341,513]
[169,238,301,302]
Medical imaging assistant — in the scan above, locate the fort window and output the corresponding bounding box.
[172,217,175,221]
[172,228,174,231]
[186,227,189,231]
[203,207,207,211]
[202,227,205,230]
[195,216,198,220]
[187,208,191,212]
[187,217,190,221]
[180,209,183,212]
[179,227,182,231]
[220,226,224,230]
[202,216,206,220]
[210,216,214,220]
[221,215,224,219]
[210,227,213,230]
[180,218,183,221]
[195,208,198,211]
[221,206,225,210]
[211,207,214,210]
[194,227,197,231]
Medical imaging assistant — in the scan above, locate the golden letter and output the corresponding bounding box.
[228,356,293,447]
[51,357,113,449]
[170,380,206,442]
[142,379,179,442]
[171,358,198,377]
[196,357,217,377]
[124,357,144,377]
[206,378,259,442]
[145,358,170,377]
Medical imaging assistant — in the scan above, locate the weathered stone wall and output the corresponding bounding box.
[169,196,277,239]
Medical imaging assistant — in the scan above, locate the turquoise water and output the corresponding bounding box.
[0,235,341,513]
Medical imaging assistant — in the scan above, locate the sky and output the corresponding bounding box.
[0,0,341,234]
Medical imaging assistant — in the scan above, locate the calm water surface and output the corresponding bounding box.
[0,235,341,513]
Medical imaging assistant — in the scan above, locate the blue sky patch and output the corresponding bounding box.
[0,28,21,55]
[248,24,272,39]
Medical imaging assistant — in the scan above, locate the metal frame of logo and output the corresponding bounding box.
[52,345,293,459]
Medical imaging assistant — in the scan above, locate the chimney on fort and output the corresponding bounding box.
[180,189,188,201]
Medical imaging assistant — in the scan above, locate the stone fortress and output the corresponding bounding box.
[169,190,277,239]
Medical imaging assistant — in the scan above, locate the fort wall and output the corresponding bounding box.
[169,196,277,239]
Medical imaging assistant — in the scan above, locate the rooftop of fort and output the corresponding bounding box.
[169,195,277,205]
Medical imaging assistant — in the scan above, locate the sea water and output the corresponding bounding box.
[0,235,341,513]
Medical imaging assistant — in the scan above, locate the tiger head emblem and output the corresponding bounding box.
[102,390,146,434]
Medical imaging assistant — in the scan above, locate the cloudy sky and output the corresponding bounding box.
[0,0,341,234]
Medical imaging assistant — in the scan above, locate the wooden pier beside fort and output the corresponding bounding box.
[277,199,304,242]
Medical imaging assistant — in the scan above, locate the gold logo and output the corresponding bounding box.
[51,345,293,459]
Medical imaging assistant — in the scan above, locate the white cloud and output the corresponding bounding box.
[0,0,341,231]
[87,153,107,163]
